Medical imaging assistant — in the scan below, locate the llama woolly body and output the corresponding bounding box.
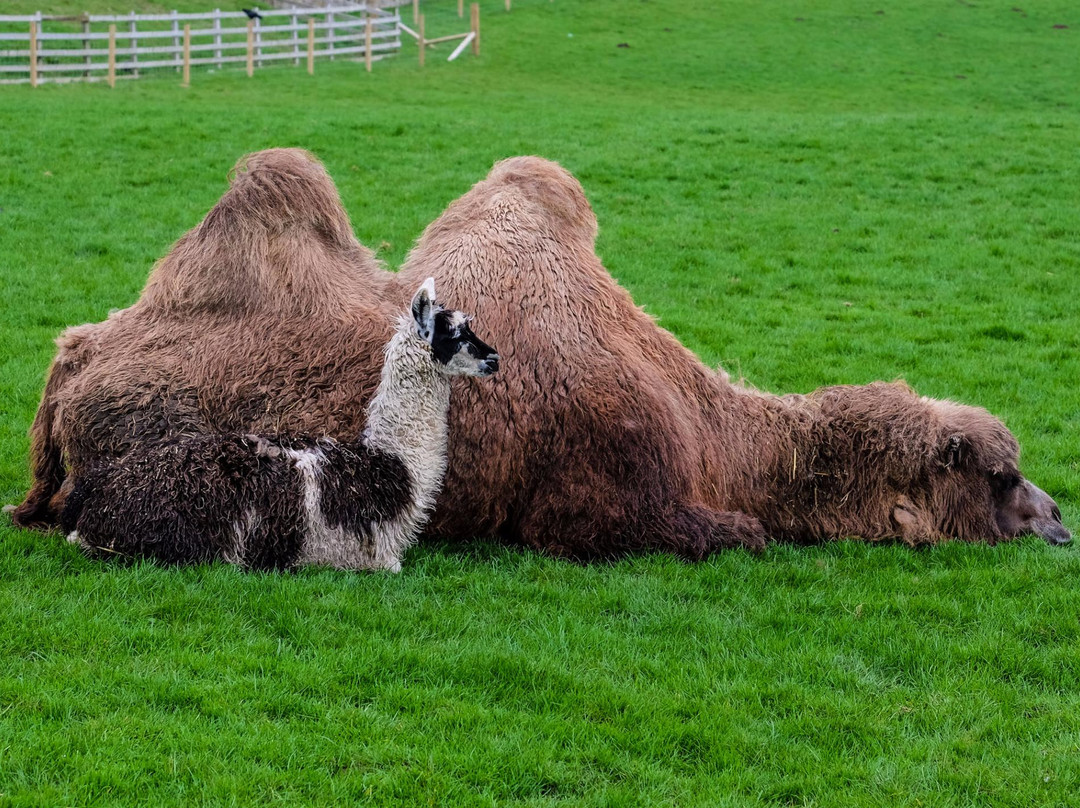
[62,316,457,572]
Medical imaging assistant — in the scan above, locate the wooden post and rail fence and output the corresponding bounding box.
[1,1,494,86]
[399,1,478,66]
[0,4,410,86]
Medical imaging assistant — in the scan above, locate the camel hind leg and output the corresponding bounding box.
[10,324,102,530]
[659,502,767,560]
[510,477,766,561]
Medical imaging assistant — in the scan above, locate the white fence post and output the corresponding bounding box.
[327,11,335,61]
[129,11,139,78]
[171,10,180,70]
[292,10,299,66]
[214,10,223,67]
[256,17,263,68]
[182,23,191,86]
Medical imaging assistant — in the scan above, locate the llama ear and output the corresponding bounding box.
[411,278,437,342]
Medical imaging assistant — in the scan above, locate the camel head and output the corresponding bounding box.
[926,402,1070,545]
[989,473,1070,546]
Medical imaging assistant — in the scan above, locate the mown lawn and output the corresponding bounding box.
[2,1,1079,805]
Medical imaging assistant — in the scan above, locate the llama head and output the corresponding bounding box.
[411,279,500,378]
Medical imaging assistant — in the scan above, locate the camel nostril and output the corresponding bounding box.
[1038,521,1072,546]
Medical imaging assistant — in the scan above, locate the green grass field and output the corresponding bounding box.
[2,1,1079,804]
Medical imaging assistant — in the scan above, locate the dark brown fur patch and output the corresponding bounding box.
[61,434,413,570]
[62,434,304,568]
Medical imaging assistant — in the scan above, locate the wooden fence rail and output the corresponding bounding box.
[399,1,477,64]
[0,4,401,85]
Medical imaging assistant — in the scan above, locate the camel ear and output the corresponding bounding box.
[411,278,437,343]
[940,433,969,469]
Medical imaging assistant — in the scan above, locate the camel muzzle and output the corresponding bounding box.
[1026,481,1071,545]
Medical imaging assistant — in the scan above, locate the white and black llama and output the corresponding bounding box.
[60,279,499,572]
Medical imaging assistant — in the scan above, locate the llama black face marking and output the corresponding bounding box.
[431,310,500,377]
[411,281,498,377]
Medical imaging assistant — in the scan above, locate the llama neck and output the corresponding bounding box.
[363,322,452,508]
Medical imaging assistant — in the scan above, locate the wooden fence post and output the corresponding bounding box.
[458,0,463,18]
[505,0,510,11]
[107,24,117,88]
[181,24,191,87]
[471,4,479,56]
[412,0,418,25]
[365,18,373,72]
[307,17,314,75]
[418,14,424,67]
[28,20,38,88]
[246,19,254,77]
[81,14,91,78]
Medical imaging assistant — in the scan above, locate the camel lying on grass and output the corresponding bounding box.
[11,151,1070,559]
[394,156,1070,557]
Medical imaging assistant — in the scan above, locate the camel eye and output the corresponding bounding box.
[990,472,1021,496]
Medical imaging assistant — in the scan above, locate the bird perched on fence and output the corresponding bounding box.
[242,8,262,20]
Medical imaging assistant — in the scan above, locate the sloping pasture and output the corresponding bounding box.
[1,2,1078,805]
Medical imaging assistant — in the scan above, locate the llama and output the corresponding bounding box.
[11,148,397,530]
[394,156,1070,557]
[59,280,499,572]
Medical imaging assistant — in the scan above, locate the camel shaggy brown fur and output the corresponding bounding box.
[12,152,1069,558]
[394,156,1070,556]
[11,148,393,529]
